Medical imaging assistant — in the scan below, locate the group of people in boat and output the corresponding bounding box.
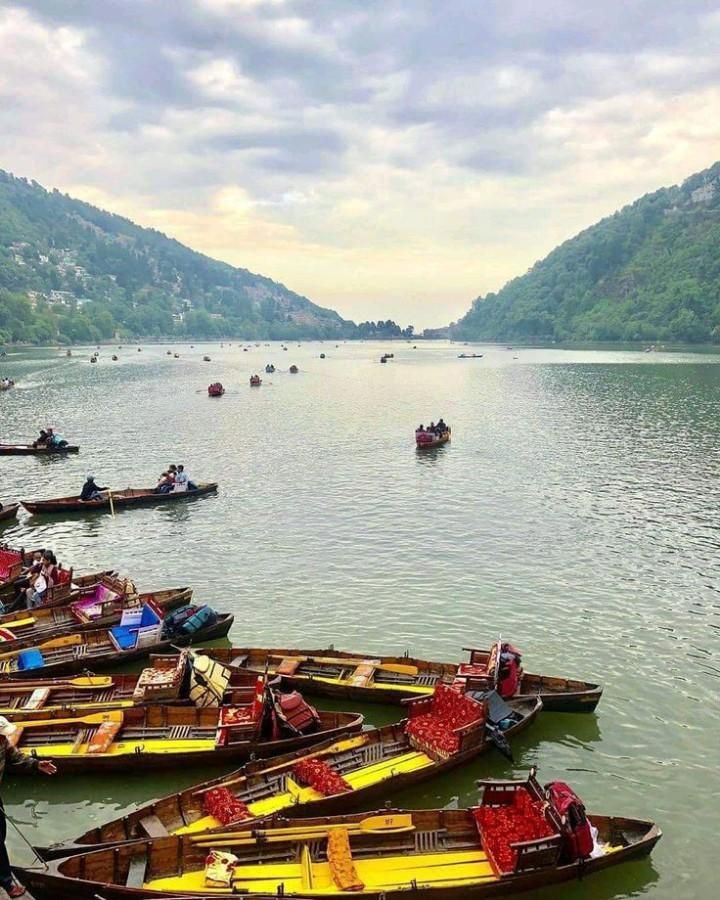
[416,418,449,436]
[24,549,59,609]
[0,378,14,391]
[155,464,197,494]
[32,427,69,449]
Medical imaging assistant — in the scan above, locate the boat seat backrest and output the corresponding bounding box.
[349,663,376,687]
[87,718,124,754]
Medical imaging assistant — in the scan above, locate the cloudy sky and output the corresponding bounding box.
[2,1,720,328]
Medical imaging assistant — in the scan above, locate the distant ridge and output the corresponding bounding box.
[0,169,353,342]
[452,161,720,343]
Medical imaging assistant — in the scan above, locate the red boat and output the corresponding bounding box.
[249,375,262,386]
[416,428,451,448]
[208,383,225,397]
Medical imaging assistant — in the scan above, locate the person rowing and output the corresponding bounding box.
[79,475,107,502]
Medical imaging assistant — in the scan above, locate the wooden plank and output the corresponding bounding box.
[140,814,169,838]
[126,851,148,888]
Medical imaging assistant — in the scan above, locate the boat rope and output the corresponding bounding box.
[4,810,48,871]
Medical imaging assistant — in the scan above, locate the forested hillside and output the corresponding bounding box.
[0,171,354,343]
[453,162,720,343]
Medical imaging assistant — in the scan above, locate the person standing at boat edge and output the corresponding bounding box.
[0,717,57,897]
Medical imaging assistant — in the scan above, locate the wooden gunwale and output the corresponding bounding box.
[0,444,80,456]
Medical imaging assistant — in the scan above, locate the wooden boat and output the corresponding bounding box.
[0,649,259,720]
[0,694,363,774]
[458,353,483,358]
[249,375,262,386]
[0,611,234,679]
[0,568,123,610]
[289,365,299,373]
[203,355,211,361]
[207,383,225,397]
[43,691,540,858]
[265,364,275,373]
[0,379,15,391]
[0,443,79,455]
[416,429,451,448]
[0,503,19,523]
[21,482,218,514]
[21,769,660,899]
[199,642,602,713]
[0,587,191,647]
[112,354,118,360]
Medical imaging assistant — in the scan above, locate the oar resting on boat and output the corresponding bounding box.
[18,769,661,900]
[39,685,541,857]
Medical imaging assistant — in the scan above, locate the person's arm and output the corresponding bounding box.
[5,744,38,774]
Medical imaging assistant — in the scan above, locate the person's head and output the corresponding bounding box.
[418,424,424,430]
[178,464,184,472]
[169,464,177,472]
[42,550,56,565]
[47,427,54,434]
[86,474,95,483]
[32,551,42,563]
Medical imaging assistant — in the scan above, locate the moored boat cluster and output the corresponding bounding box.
[0,545,661,898]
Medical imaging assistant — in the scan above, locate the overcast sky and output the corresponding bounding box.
[2,1,719,328]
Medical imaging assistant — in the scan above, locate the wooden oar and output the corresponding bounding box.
[0,633,83,661]
[0,675,113,692]
[107,491,115,518]
[191,814,415,846]
[8,709,124,729]
[264,654,420,677]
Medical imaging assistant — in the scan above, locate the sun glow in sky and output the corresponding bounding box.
[2,1,720,328]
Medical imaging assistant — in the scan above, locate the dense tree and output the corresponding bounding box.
[452,161,720,344]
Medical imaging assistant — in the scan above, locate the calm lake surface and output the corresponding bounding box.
[0,341,718,899]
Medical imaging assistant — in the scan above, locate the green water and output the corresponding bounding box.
[1,341,718,899]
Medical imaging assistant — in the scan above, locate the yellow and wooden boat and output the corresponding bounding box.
[20,771,661,899]
[2,691,363,774]
[41,693,540,858]
[199,641,603,712]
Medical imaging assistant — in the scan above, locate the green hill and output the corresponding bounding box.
[0,170,354,343]
[452,161,720,343]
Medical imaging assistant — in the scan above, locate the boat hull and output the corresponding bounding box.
[0,503,19,523]
[22,483,218,514]
[416,431,451,448]
[0,445,79,456]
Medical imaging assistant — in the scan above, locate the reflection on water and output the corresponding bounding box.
[1,341,718,898]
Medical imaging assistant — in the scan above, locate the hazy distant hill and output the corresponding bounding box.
[453,161,720,343]
[0,170,354,343]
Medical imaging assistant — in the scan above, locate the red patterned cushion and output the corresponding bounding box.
[473,788,556,874]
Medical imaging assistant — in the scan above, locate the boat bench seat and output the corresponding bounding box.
[126,852,147,888]
[228,655,249,669]
[140,814,169,838]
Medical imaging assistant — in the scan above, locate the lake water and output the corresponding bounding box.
[0,340,718,899]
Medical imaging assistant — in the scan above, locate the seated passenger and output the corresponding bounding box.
[416,424,425,433]
[436,418,447,433]
[155,472,173,494]
[80,475,107,501]
[177,464,197,491]
[32,429,49,448]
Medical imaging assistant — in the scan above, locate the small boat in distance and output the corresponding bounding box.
[249,375,262,386]
[416,427,451,448]
[22,483,218,515]
[207,383,225,397]
[0,379,15,390]
[203,355,211,362]
[289,365,299,373]
[0,443,79,456]
[458,353,483,358]
[111,355,118,361]
[265,364,275,373]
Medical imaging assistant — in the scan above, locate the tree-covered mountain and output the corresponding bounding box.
[452,161,720,343]
[0,170,356,343]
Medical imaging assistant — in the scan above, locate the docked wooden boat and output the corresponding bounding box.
[0,649,257,720]
[22,482,218,514]
[0,609,233,679]
[43,689,540,858]
[22,770,660,899]
[0,442,79,455]
[0,688,363,774]
[0,586,191,646]
[0,503,19,523]
[201,641,602,712]
[416,429,451,448]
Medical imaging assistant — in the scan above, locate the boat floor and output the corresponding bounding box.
[27,738,217,759]
[146,848,498,894]
[176,749,434,834]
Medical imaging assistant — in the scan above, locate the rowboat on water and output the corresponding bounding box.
[0,567,122,610]
[0,608,233,679]
[21,482,218,514]
[41,688,540,858]
[21,770,660,899]
[0,504,19,523]
[0,681,362,774]
[416,429,451,448]
[199,641,602,712]
[249,375,262,386]
[207,383,224,397]
[0,586,191,647]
